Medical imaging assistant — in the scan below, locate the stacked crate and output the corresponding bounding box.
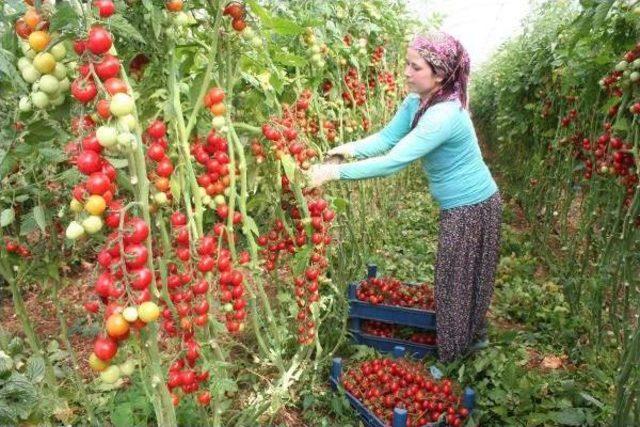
[348,265,438,359]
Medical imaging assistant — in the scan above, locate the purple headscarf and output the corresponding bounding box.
[409,32,471,127]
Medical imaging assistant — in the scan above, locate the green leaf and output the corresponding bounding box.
[170,175,181,202]
[49,3,80,32]
[0,402,17,426]
[109,15,147,45]
[0,208,15,227]
[0,49,27,92]
[547,408,586,426]
[613,116,629,132]
[246,0,273,25]
[331,197,348,213]
[579,391,605,409]
[38,147,66,163]
[292,245,311,276]
[32,206,46,233]
[273,51,307,68]
[111,403,134,427]
[0,352,13,376]
[270,17,305,36]
[19,211,37,236]
[0,372,38,420]
[243,215,260,237]
[280,154,297,182]
[25,357,45,384]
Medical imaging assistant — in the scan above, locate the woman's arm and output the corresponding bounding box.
[338,103,456,180]
[332,95,417,159]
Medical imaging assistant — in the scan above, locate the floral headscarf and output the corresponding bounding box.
[409,32,471,128]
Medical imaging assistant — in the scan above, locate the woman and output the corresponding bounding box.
[307,32,502,363]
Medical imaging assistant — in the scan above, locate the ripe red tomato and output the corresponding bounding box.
[71,78,98,104]
[147,120,167,139]
[103,77,128,95]
[76,150,103,175]
[94,0,115,17]
[95,54,120,80]
[94,336,118,361]
[87,26,113,54]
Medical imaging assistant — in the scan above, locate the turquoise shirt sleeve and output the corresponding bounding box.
[345,96,416,159]
[339,102,456,180]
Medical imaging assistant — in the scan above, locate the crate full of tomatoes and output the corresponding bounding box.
[330,347,474,427]
[348,265,436,330]
[350,320,438,359]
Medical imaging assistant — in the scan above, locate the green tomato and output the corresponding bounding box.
[50,43,67,61]
[50,94,65,107]
[117,114,137,132]
[96,126,118,148]
[58,77,71,92]
[82,215,103,234]
[52,63,67,80]
[119,360,136,376]
[17,57,31,71]
[631,71,640,82]
[31,91,50,109]
[39,75,60,94]
[70,198,83,213]
[211,115,225,130]
[223,303,233,312]
[153,192,168,205]
[110,93,134,117]
[21,65,41,83]
[65,221,85,240]
[18,97,32,112]
[214,195,226,206]
[32,52,56,74]
[122,307,138,322]
[100,365,121,384]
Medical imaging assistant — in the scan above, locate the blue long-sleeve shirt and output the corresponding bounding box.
[338,94,498,210]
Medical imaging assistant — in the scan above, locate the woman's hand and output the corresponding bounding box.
[305,163,341,187]
[327,143,355,159]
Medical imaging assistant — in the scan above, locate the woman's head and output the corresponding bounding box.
[405,32,471,108]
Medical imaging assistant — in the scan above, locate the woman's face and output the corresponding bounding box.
[404,48,443,99]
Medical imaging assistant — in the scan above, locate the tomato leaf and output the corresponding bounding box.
[0,208,15,227]
[242,215,260,237]
[25,357,45,384]
[280,154,297,182]
[273,51,307,68]
[170,175,181,201]
[49,3,81,32]
[32,206,46,233]
[109,15,147,45]
[292,245,311,276]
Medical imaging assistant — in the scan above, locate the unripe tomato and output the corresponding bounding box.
[106,313,130,338]
[28,31,50,52]
[82,215,103,234]
[138,301,160,322]
[100,365,121,383]
[110,93,134,117]
[89,352,109,372]
[85,195,107,215]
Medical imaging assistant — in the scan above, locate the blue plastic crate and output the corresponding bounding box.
[349,329,438,359]
[330,346,475,427]
[348,265,436,330]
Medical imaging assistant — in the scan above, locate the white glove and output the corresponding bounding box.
[306,163,341,187]
[327,142,356,159]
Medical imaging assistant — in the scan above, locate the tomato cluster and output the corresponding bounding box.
[261,90,319,169]
[356,277,436,310]
[192,128,233,201]
[144,119,174,205]
[14,7,72,112]
[3,238,31,258]
[257,173,335,344]
[341,357,470,427]
[342,67,368,107]
[223,2,247,32]
[167,359,211,407]
[361,320,438,345]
